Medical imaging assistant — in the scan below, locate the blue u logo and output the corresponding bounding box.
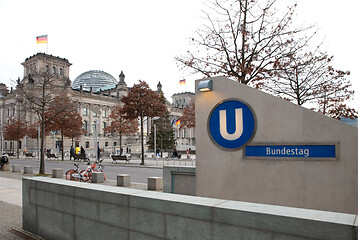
[208,99,256,150]
[219,108,243,140]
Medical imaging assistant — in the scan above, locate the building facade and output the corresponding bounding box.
[0,53,195,157]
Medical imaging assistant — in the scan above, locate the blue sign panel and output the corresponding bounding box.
[245,145,336,158]
[208,99,256,150]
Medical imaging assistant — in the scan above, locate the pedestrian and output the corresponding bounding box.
[80,146,85,156]
[156,148,161,157]
[70,146,75,160]
[97,146,101,160]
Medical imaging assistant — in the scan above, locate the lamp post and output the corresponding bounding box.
[152,116,160,161]
[37,126,40,160]
[90,105,101,161]
[154,123,156,160]
[94,119,98,161]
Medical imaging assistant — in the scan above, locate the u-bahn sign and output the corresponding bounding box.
[208,99,256,150]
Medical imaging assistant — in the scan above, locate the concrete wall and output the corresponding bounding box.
[195,76,358,214]
[23,177,358,240]
[163,166,196,195]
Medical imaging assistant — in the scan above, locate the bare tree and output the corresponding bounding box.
[255,47,357,119]
[16,72,71,174]
[176,0,313,85]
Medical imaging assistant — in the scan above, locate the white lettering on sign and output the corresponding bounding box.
[219,108,243,141]
[266,147,310,157]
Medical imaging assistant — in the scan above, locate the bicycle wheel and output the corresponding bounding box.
[80,170,91,182]
[66,169,79,181]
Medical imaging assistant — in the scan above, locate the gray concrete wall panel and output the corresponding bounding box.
[23,177,358,240]
[98,202,128,228]
[163,166,196,195]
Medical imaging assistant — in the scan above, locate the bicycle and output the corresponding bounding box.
[93,159,106,181]
[82,159,107,181]
[65,163,82,181]
[66,159,106,182]
[66,159,94,182]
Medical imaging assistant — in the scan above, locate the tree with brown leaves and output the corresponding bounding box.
[45,94,84,160]
[180,100,195,129]
[176,0,312,85]
[121,81,167,165]
[104,105,139,155]
[3,118,28,158]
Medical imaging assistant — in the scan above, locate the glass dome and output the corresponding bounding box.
[72,70,118,92]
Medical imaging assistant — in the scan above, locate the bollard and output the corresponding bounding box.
[2,164,10,171]
[12,165,22,172]
[92,172,105,183]
[148,177,163,191]
[117,174,131,187]
[52,168,63,178]
[23,166,33,174]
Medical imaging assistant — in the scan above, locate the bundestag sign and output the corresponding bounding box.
[208,98,337,159]
[244,144,337,160]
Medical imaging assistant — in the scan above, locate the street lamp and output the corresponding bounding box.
[198,79,213,92]
[94,119,98,161]
[90,105,101,162]
[152,116,160,160]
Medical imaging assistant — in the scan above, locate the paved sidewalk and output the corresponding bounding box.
[0,177,22,207]
[0,200,22,240]
[0,170,40,239]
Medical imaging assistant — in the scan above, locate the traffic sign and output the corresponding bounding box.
[208,99,256,150]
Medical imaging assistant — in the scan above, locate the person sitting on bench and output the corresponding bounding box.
[171,148,178,159]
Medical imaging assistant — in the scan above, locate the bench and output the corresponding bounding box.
[130,153,141,159]
[73,154,89,161]
[46,153,59,160]
[111,155,130,164]
[101,152,111,158]
[7,153,15,157]
[25,152,35,158]
[167,153,182,160]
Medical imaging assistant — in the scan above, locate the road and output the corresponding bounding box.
[7,158,163,183]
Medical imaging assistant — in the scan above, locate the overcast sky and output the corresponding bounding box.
[0,0,357,108]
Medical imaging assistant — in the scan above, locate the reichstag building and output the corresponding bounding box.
[0,53,195,157]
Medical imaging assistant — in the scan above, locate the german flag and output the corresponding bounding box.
[179,79,186,85]
[175,119,180,126]
[36,35,48,44]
